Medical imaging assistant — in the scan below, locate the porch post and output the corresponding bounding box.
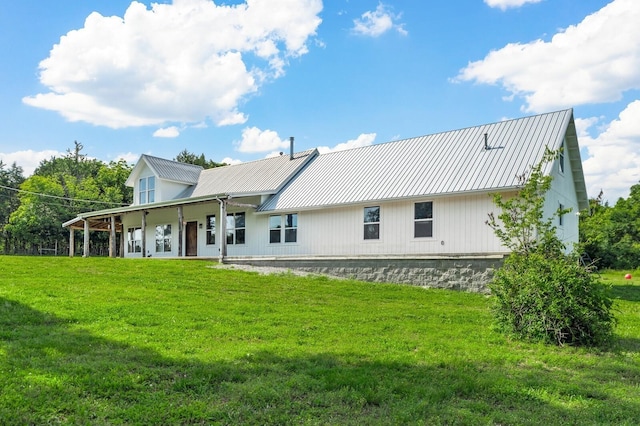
[69,228,75,257]
[83,219,90,257]
[109,216,116,258]
[141,211,147,257]
[219,199,227,263]
[119,217,125,258]
[177,206,183,257]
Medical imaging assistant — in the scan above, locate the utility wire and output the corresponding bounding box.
[0,184,128,206]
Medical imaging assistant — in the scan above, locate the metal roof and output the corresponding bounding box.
[125,154,203,186]
[178,149,318,198]
[259,109,587,212]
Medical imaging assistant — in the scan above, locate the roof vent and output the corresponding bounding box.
[484,133,490,150]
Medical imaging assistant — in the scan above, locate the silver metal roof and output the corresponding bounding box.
[142,154,203,184]
[178,149,318,198]
[259,109,586,212]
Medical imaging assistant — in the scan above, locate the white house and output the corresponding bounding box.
[63,109,588,291]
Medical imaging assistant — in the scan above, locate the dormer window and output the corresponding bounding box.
[139,176,155,204]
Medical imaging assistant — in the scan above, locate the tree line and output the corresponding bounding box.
[580,185,640,270]
[0,143,222,256]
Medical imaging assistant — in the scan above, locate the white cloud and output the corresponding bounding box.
[235,127,290,153]
[352,3,407,37]
[317,133,376,154]
[484,0,543,11]
[153,126,180,138]
[578,100,640,203]
[23,0,322,129]
[0,149,65,176]
[220,157,242,166]
[456,0,640,112]
[113,152,140,164]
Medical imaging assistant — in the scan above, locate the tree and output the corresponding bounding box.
[487,148,615,347]
[5,143,133,255]
[579,184,640,270]
[5,175,68,253]
[174,149,226,169]
[0,161,25,253]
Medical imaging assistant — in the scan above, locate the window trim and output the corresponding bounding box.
[559,140,565,174]
[414,201,434,239]
[155,224,172,253]
[206,215,216,245]
[139,176,156,204]
[127,227,142,253]
[269,213,298,244]
[363,206,380,240]
[226,212,246,245]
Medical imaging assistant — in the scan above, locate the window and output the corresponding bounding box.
[226,212,245,245]
[269,214,298,243]
[414,202,433,238]
[559,203,565,226]
[364,206,380,240]
[206,215,216,245]
[269,215,282,243]
[284,213,297,243]
[127,227,142,253]
[139,176,155,204]
[559,140,565,174]
[155,224,171,253]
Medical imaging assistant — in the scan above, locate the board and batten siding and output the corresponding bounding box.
[544,139,582,251]
[253,192,507,258]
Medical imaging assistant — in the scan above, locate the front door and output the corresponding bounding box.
[186,221,198,256]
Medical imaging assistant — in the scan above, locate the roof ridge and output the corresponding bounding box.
[316,109,573,158]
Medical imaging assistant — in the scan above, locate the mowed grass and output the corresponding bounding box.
[0,257,638,425]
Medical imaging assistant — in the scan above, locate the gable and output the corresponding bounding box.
[125,154,203,187]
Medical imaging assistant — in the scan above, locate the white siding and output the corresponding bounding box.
[250,193,507,258]
[120,193,507,259]
[545,138,581,251]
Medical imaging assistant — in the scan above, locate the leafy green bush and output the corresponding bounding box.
[490,252,615,346]
[487,148,615,347]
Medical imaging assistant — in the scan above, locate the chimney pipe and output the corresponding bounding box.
[289,136,294,160]
[484,133,489,150]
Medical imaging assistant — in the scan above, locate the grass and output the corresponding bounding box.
[0,257,638,425]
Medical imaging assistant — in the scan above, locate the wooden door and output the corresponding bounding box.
[186,221,198,256]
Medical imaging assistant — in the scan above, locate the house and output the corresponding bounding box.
[63,109,588,291]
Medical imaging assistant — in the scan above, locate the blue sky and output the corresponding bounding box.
[1,0,639,202]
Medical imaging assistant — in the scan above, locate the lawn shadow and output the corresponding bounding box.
[610,284,640,302]
[1,297,639,424]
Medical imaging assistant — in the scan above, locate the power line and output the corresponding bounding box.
[0,184,128,206]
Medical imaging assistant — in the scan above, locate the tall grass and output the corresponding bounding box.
[0,257,638,424]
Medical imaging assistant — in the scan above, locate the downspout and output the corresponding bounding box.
[217,198,227,263]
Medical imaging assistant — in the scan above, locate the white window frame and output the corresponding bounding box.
[269,213,298,244]
[139,176,155,204]
[155,224,172,253]
[414,201,434,238]
[206,215,216,245]
[226,212,245,245]
[127,227,142,253]
[363,206,380,240]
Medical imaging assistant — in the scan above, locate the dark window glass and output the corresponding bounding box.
[364,206,380,240]
[285,228,297,243]
[206,215,216,245]
[414,202,433,238]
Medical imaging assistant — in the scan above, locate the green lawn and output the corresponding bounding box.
[0,257,638,425]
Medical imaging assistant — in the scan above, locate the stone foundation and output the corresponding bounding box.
[226,257,505,293]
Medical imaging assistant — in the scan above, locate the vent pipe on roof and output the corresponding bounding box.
[484,133,489,150]
[289,136,294,160]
